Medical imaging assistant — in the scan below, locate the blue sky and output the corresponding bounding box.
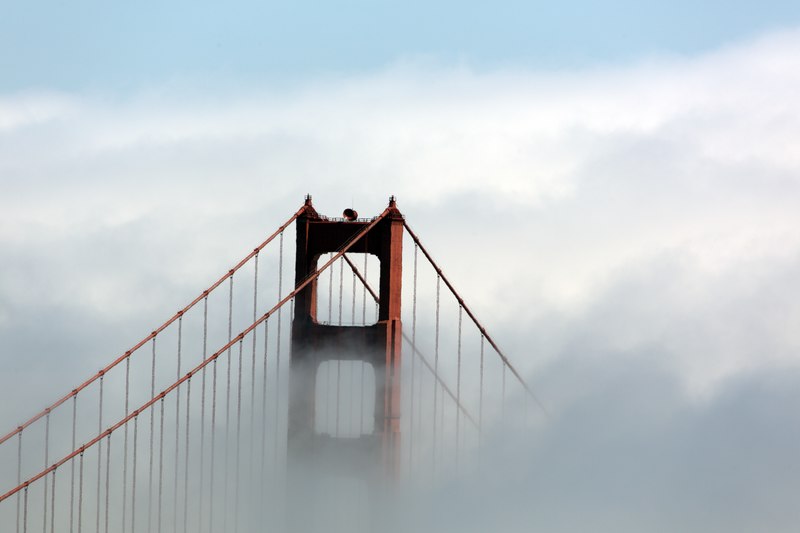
[3,0,800,90]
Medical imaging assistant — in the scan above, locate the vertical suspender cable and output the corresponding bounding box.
[131,415,138,533]
[224,275,233,533]
[274,233,283,467]
[146,338,156,533]
[338,257,343,325]
[351,258,356,324]
[325,259,333,430]
[183,375,191,533]
[328,257,333,322]
[362,252,367,325]
[199,297,208,533]
[96,377,104,533]
[70,395,77,533]
[173,317,183,533]
[479,336,484,438]
[336,258,343,437]
[502,364,506,422]
[456,305,463,464]
[234,339,243,533]
[432,275,440,472]
[22,486,28,533]
[408,243,418,470]
[360,250,368,435]
[157,400,164,533]
[122,358,130,533]
[17,429,22,533]
[524,376,529,427]
[260,319,270,501]
[104,435,110,533]
[77,451,84,533]
[50,469,56,533]
[359,359,365,436]
[209,353,218,530]
[440,389,445,469]
[43,412,50,533]
[350,262,357,436]
[250,254,259,491]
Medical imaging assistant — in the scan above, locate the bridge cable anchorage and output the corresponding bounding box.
[0,208,390,505]
[402,220,550,419]
[0,207,306,448]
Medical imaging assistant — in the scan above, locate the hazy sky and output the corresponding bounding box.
[3,0,800,90]
[2,4,800,532]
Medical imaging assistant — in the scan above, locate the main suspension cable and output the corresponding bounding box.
[0,208,305,447]
[402,221,548,417]
[1,209,391,504]
[342,253,478,428]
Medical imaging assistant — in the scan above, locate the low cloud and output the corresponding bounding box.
[1,26,800,531]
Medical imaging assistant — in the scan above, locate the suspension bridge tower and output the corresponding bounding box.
[288,196,404,489]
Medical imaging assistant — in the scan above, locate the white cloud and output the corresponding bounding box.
[1,26,800,531]
[1,25,799,386]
